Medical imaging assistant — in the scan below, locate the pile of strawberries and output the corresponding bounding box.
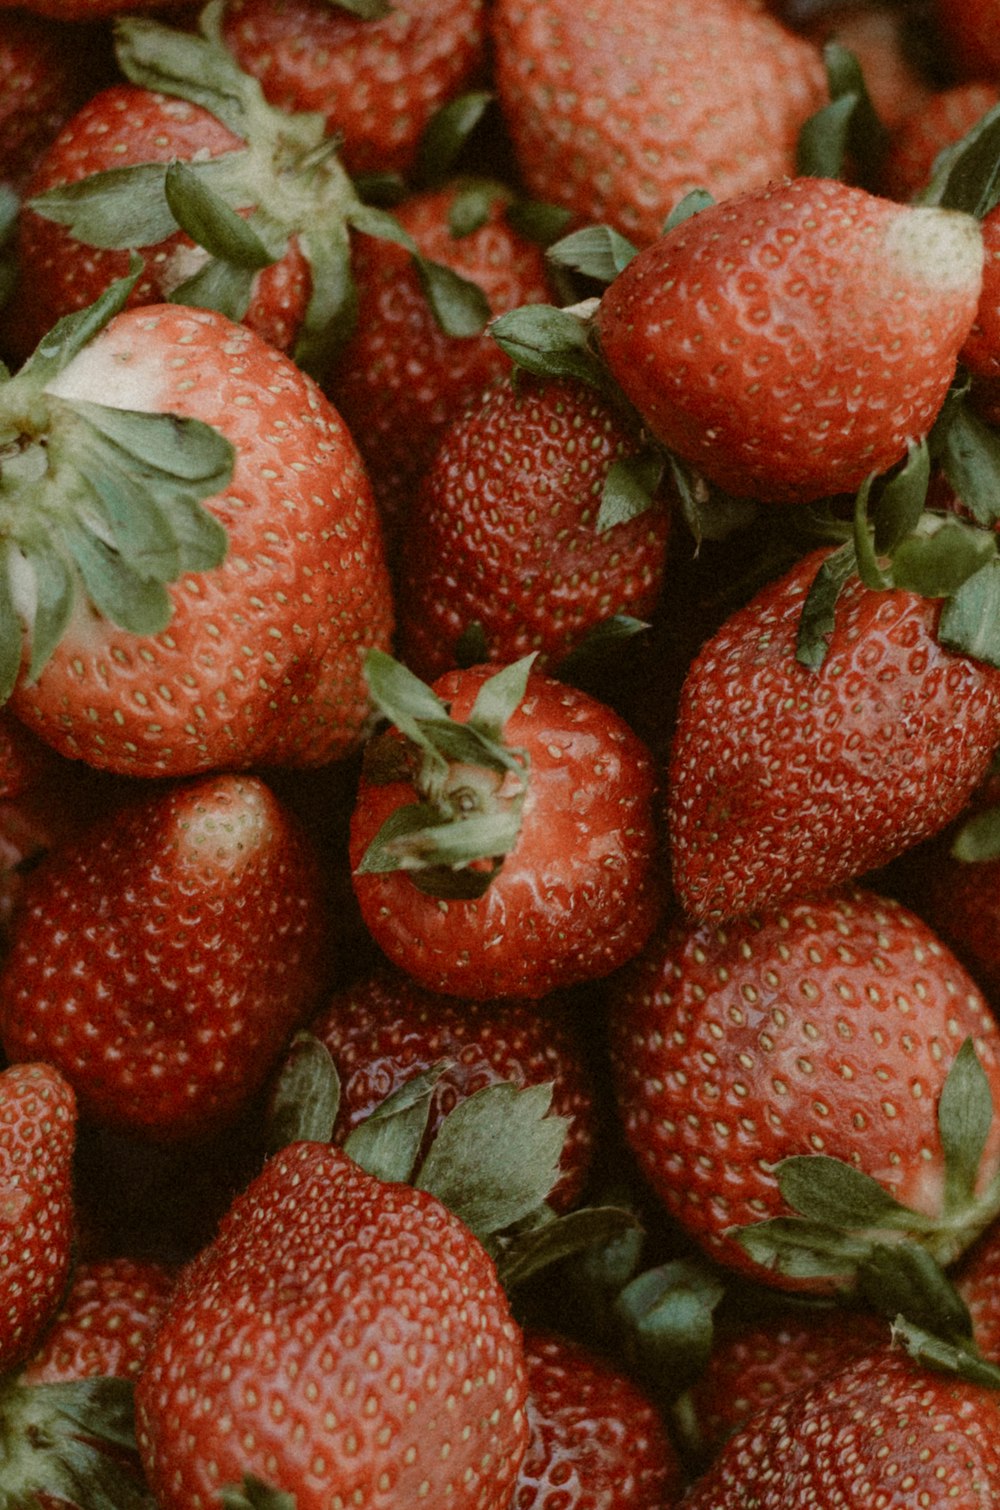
[9,0,1000,1504]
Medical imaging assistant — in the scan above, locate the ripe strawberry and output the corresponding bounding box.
[882,82,1000,203]
[135,1139,530,1508]
[395,373,672,680]
[667,547,1000,923]
[0,12,109,194]
[516,1328,683,1509]
[608,888,1000,1291]
[0,772,331,1143]
[799,2,933,133]
[0,1061,76,1371]
[3,295,394,778]
[221,0,488,178]
[349,655,662,1000]
[679,1346,1000,1506]
[306,962,599,1211]
[933,0,1000,81]
[324,179,556,551]
[491,0,827,247]
[21,1255,177,1384]
[593,177,983,504]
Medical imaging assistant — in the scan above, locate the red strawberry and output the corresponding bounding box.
[800,2,933,133]
[933,0,1000,81]
[21,1255,177,1385]
[593,178,983,504]
[516,1329,684,1509]
[0,11,109,194]
[324,179,556,551]
[882,82,1000,203]
[491,0,827,247]
[135,1139,530,1508]
[679,1346,1000,1506]
[608,888,1000,1291]
[0,1061,76,1371]
[221,0,488,179]
[306,962,599,1211]
[349,655,662,1000]
[395,373,672,680]
[667,547,1000,923]
[3,296,394,779]
[0,772,331,1143]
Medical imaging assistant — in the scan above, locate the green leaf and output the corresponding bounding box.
[18,258,143,386]
[0,552,23,704]
[939,1038,995,1214]
[62,523,173,637]
[857,1240,974,1339]
[663,189,714,232]
[357,803,521,886]
[364,648,451,763]
[169,256,258,323]
[796,91,859,180]
[415,1081,567,1242]
[597,452,663,532]
[164,160,276,268]
[25,548,74,684]
[447,183,494,238]
[921,99,1000,218]
[266,1033,340,1154]
[466,653,535,744]
[775,1154,918,1229]
[343,1066,444,1185]
[874,439,930,553]
[555,614,650,684]
[114,8,256,139]
[28,162,180,249]
[614,1259,727,1401]
[938,558,1000,666]
[489,303,609,391]
[892,1314,1000,1388]
[733,1215,881,1281]
[952,805,1000,862]
[219,1475,297,1510]
[325,0,391,16]
[495,1204,643,1291]
[932,391,1000,527]
[414,257,491,337]
[795,540,858,670]
[295,222,358,379]
[851,473,891,590]
[888,517,996,598]
[546,225,639,284]
[669,452,757,546]
[415,91,494,185]
[504,199,575,248]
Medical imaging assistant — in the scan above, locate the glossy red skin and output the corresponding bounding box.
[324,182,555,551]
[0,1062,76,1371]
[0,773,331,1143]
[135,1141,529,1510]
[21,1257,177,1383]
[609,888,1000,1290]
[491,0,826,247]
[882,82,1000,203]
[680,1347,1000,1507]
[222,0,487,178]
[594,178,982,503]
[516,1330,683,1509]
[396,374,671,680]
[11,303,394,778]
[307,964,598,1211]
[0,12,108,193]
[350,667,662,1000]
[5,84,311,366]
[668,547,1000,923]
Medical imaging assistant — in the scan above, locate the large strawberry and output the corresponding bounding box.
[609,888,1000,1292]
[135,1139,530,1508]
[0,281,393,778]
[491,0,827,247]
[0,771,331,1143]
[593,177,983,504]
[349,654,662,1000]
[395,372,672,680]
[667,546,1000,923]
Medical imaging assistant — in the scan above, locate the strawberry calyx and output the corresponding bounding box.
[0,263,233,705]
[220,1476,295,1510]
[355,650,535,899]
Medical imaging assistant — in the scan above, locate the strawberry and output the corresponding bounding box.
[395,373,672,680]
[134,1139,530,1508]
[0,11,109,194]
[1,289,394,778]
[349,654,661,1000]
[882,82,1000,203]
[593,177,983,504]
[323,179,556,552]
[21,1255,177,1384]
[679,1346,1000,1506]
[933,0,1000,82]
[516,1328,684,1509]
[0,1061,76,1371]
[221,0,488,179]
[305,962,599,1211]
[799,2,933,133]
[608,888,1000,1292]
[667,546,1000,923]
[490,0,828,247]
[0,771,331,1143]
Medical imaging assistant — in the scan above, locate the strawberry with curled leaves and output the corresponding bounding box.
[349,653,662,1000]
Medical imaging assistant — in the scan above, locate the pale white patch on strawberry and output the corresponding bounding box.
[884,205,984,294]
[176,777,270,872]
[157,241,212,300]
[44,320,173,415]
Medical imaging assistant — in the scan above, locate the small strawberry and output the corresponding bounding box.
[349,653,662,1000]
[593,177,983,504]
[0,11,109,194]
[395,373,671,680]
[135,1139,530,1508]
[0,284,394,778]
[22,1255,177,1385]
[516,1328,684,1509]
[608,888,1000,1292]
[490,0,827,247]
[221,0,488,179]
[0,1061,76,1372]
[667,546,1000,923]
[0,772,331,1143]
[679,1346,1000,1506]
[304,962,599,1211]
